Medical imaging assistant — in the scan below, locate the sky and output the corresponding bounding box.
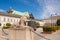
[0,0,60,19]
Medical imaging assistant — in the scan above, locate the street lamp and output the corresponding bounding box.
[55,13,57,26]
[51,14,53,27]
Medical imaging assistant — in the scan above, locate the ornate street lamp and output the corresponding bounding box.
[51,14,53,27]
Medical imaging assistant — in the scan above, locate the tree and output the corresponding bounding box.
[57,19,60,26]
[0,23,1,26]
[35,22,40,28]
[29,13,34,19]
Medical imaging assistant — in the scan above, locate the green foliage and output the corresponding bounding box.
[43,26,60,32]
[3,26,10,29]
[3,23,11,29]
[43,27,53,32]
[0,23,1,26]
[29,13,34,19]
[51,26,56,32]
[35,22,40,28]
[57,19,60,26]
[6,23,11,27]
[56,26,60,30]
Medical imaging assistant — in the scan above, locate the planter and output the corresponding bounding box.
[41,31,52,34]
[3,26,10,29]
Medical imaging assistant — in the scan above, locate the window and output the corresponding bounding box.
[14,19,15,22]
[17,20,18,22]
[8,18,9,22]
[11,19,12,22]
[4,18,6,22]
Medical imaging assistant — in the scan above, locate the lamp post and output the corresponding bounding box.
[55,13,57,26]
[51,14,53,27]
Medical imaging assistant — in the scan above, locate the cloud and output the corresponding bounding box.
[37,0,60,19]
[0,9,6,12]
[21,0,29,4]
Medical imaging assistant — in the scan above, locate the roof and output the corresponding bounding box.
[41,15,60,20]
[28,19,43,22]
[10,9,27,16]
[48,16,60,20]
[0,12,21,18]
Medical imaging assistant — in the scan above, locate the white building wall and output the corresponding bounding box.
[0,16,20,27]
[36,21,45,26]
[43,19,57,24]
[39,21,45,26]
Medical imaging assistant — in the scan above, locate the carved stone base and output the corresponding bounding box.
[10,25,26,30]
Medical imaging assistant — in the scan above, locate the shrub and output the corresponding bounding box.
[43,26,60,33]
[51,26,56,32]
[3,23,11,29]
[3,26,10,29]
[57,19,60,26]
[6,23,11,27]
[0,23,1,26]
[35,22,40,28]
[43,27,53,32]
[56,26,60,30]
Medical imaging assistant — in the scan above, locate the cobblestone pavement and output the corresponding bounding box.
[34,28,60,40]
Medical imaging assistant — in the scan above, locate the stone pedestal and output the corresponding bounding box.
[26,27,32,40]
[25,27,34,40]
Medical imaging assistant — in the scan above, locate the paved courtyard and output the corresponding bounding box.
[0,28,60,40]
[34,28,60,40]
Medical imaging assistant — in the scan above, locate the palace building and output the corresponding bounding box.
[0,8,29,27]
[0,8,49,28]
